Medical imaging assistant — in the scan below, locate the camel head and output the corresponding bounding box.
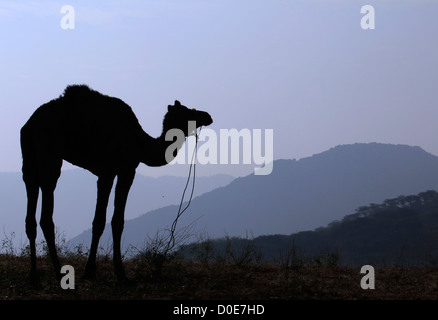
[163,100,213,137]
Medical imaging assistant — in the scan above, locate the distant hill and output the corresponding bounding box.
[181,190,438,266]
[0,170,235,244]
[69,143,438,251]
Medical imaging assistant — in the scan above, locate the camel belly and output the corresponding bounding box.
[61,140,138,175]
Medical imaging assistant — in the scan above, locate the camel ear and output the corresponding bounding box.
[168,105,173,111]
[174,100,181,107]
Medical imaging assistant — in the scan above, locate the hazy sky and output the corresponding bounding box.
[0,0,437,177]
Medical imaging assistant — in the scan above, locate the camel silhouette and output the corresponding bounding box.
[20,85,213,283]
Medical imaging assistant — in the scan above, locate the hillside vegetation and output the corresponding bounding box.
[180,190,438,267]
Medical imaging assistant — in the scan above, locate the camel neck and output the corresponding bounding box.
[139,130,185,167]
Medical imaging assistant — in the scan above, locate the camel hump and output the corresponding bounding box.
[62,84,95,98]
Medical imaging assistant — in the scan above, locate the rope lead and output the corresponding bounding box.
[166,126,201,254]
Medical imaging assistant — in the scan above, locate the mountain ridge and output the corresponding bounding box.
[69,142,438,251]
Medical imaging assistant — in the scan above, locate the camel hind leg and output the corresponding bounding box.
[21,126,40,284]
[23,156,63,282]
[23,176,39,285]
[21,121,63,282]
[38,158,63,281]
